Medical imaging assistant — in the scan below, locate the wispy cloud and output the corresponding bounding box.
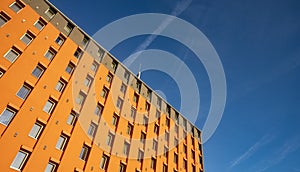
[123,0,192,66]
[255,136,300,172]
[229,134,275,168]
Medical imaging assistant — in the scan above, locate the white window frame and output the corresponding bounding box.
[66,112,76,126]
[0,12,11,27]
[20,32,34,45]
[79,145,89,161]
[10,150,29,170]
[4,48,20,63]
[9,1,24,13]
[16,84,31,100]
[87,122,97,137]
[28,122,43,139]
[43,99,55,114]
[32,64,44,78]
[0,107,16,126]
[55,135,68,151]
[100,155,109,170]
[45,162,56,172]
[65,62,75,74]
[34,18,46,30]
[44,48,56,60]
[55,79,66,92]
[45,8,55,19]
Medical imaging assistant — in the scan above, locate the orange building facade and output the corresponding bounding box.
[0,0,204,171]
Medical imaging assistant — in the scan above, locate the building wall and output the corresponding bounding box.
[0,0,204,171]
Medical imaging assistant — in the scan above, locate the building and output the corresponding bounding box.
[0,0,204,171]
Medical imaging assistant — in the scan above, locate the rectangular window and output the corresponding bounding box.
[166,118,170,128]
[116,97,123,109]
[10,150,29,170]
[119,163,126,172]
[106,73,113,83]
[55,78,67,92]
[100,87,108,98]
[0,68,4,78]
[130,107,136,118]
[126,123,133,135]
[165,132,169,142]
[133,93,139,103]
[4,47,21,63]
[21,31,35,45]
[111,114,119,126]
[174,138,178,148]
[66,112,76,126]
[96,49,103,62]
[84,75,93,87]
[10,1,25,13]
[157,98,162,110]
[100,154,109,170]
[106,133,114,147]
[64,23,73,34]
[151,157,156,169]
[45,161,57,172]
[55,34,65,46]
[120,83,127,94]
[74,48,82,59]
[145,102,150,112]
[65,62,75,74]
[90,61,99,72]
[183,144,187,154]
[191,150,195,160]
[124,71,130,83]
[76,91,86,105]
[164,146,168,157]
[152,140,158,150]
[34,18,46,30]
[79,145,90,161]
[111,61,117,72]
[45,7,56,19]
[156,110,160,119]
[87,122,97,137]
[143,116,148,126]
[16,84,31,100]
[44,48,56,61]
[183,159,187,169]
[154,124,159,135]
[94,104,103,116]
[0,107,16,126]
[28,122,43,139]
[140,132,146,144]
[43,99,56,114]
[174,153,178,164]
[163,164,168,172]
[32,64,45,78]
[137,150,144,163]
[123,141,130,155]
[82,36,89,47]
[0,11,11,27]
[55,134,68,151]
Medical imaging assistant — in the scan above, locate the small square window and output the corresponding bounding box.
[87,122,97,137]
[55,34,65,46]
[10,150,29,170]
[55,78,66,92]
[90,61,98,72]
[100,154,109,170]
[10,1,25,13]
[28,122,43,139]
[79,145,90,161]
[0,107,17,126]
[43,99,56,114]
[67,112,76,126]
[45,7,56,19]
[0,12,11,27]
[45,161,57,172]
[21,31,35,45]
[4,47,21,63]
[56,134,68,151]
[64,23,73,34]
[74,48,82,59]
[65,62,75,74]
[44,48,56,61]
[16,84,31,100]
[76,91,86,105]
[84,75,93,87]
[34,18,46,30]
[32,64,45,78]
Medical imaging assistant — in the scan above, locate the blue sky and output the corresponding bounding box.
[49,0,300,171]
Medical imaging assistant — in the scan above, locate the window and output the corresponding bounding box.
[163,164,168,172]
[145,102,150,112]
[111,114,119,126]
[76,91,86,105]
[124,71,130,83]
[123,141,130,155]
[0,68,4,78]
[65,62,75,74]
[183,144,187,154]
[94,104,103,116]
[10,150,29,170]
[21,31,35,45]
[174,138,178,147]
[4,47,21,63]
[82,36,89,47]
[28,122,43,139]
[151,157,156,169]
[56,134,68,151]
[55,34,65,46]
[111,61,117,71]
[66,112,76,126]
[175,125,179,134]
[45,162,57,172]
[120,83,127,94]
[43,99,56,114]
[130,107,136,118]
[64,23,73,34]
[164,146,168,157]
[156,110,160,119]
[45,7,56,19]
[174,153,178,164]
[119,163,126,172]
[74,48,82,59]
[137,150,144,162]
[16,84,31,100]
[157,97,162,110]
[84,75,93,87]
[10,1,24,13]
[100,154,109,170]
[166,118,170,128]
[146,89,152,100]
[32,64,45,78]
[0,107,16,126]
[143,116,148,126]
[154,124,159,135]
[44,48,56,60]
[55,78,66,92]
[34,18,46,30]
[79,145,90,161]
[126,123,133,135]
[165,132,169,142]
[136,81,141,91]
[183,159,187,169]
[106,133,114,147]
[90,61,98,71]
[116,97,123,109]
[100,87,108,98]
[106,73,113,83]
[87,122,97,137]
[152,140,158,150]
[0,11,11,27]
[140,132,146,144]
[133,93,138,103]
[191,150,195,160]
[96,49,103,62]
